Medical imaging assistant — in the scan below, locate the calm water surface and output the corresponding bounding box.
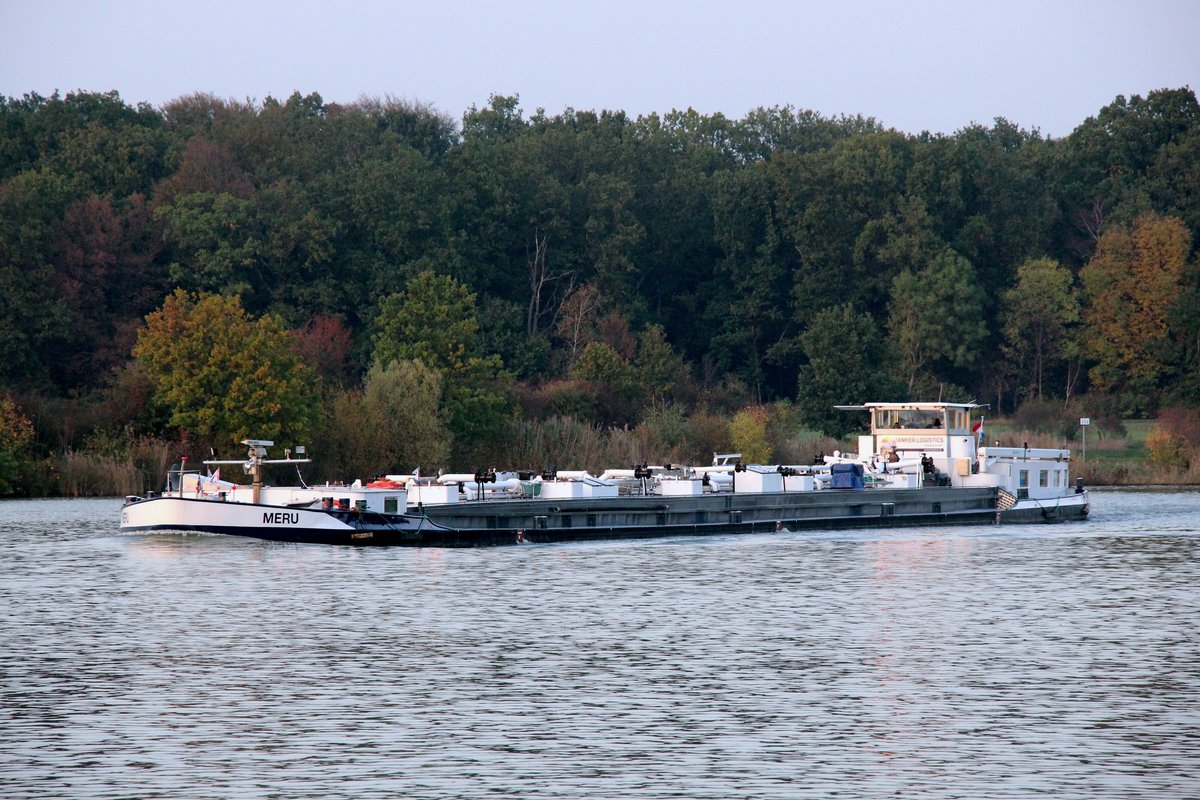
[1,488,1198,799]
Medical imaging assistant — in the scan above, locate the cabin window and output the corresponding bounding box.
[1018,469,1029,488]
[1053,470,1061,488]
[1039,471,1049,488]
[384,496,398,513]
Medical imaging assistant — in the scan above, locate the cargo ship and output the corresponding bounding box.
[119,402,1089,546]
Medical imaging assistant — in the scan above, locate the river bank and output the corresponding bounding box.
[990,418,1200,486]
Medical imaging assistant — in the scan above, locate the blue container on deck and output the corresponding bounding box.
[830,463,865,489]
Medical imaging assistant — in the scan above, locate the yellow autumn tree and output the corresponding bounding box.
[1080,213,1192,412]
[728,406,772,464]
[134,290,318,447]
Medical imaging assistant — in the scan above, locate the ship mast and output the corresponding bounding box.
[205,439,311,504]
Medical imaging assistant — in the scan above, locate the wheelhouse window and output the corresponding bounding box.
[872,409,949,430]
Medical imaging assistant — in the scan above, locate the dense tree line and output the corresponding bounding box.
[1,87,1198,483]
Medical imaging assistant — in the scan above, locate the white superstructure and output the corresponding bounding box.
[833,402,1087,514]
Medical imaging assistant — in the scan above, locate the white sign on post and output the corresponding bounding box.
[1080,417,1091,426]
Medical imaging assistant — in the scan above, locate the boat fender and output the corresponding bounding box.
[516,530,525,544]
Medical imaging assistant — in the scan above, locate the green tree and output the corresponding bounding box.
[1165,255,1200,405]
[333,149,448,295]
[774,131,913,319]
[738,105,881,159]
[372,271,482,371]
[371,271,515,461]
[1057,88,1200,243]
[155,191,258,296]
[1000,257,1081,400]
[477,295,550,381]
[245,180,339,323]
[566,341,642,425]
[796,304,906,437]
[441,356,517,464]
[0,167,75,388]
[704,167,794,400]
[570,341,638,398]
[583,172,646,308]
[851,193,948,309]
[316,359,448,480]
[154,180,338,325]
[0,91,171,198]
[618,117,723,363]
[634,323,692,403]
[888,250,988,393]
[1148,125,1200,236]
[46,118,171,199]
[941,119,1053,294]
[133,290,318,446]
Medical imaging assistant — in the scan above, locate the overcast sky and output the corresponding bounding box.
[2,0,1196,138]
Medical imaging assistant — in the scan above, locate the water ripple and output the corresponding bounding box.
[0,492,1197,799]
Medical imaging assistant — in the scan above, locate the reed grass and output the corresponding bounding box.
[36,414,1200,496]
[503,415,719,473]
[56,451,142,497]
[505,416,623,472]
[52,436,176,497]
[501,415,850,473]
[772,432,853,465]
